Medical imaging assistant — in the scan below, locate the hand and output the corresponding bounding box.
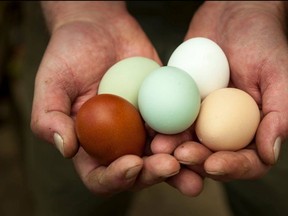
[151,129,210,197]
[30,1,179,196]
[152,1,288,195]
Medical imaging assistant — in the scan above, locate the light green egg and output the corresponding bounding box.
[98,56,160,109]
[138,66,200,134]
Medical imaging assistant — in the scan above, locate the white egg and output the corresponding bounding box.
[168,37,230,99]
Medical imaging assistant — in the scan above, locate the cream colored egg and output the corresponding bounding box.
[195,88,260,151]
[98,56,160,109]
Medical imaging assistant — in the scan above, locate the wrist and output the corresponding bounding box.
[41,1,128,33]
[209,1,287,24]
[189,1,287,42]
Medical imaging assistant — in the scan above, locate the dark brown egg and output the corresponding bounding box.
[75,94,146,165]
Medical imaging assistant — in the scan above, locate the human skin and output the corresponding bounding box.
[31,1,288,196]
[31,1,181,196]
[152,1,288,195]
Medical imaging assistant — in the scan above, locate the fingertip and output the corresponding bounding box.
[31,110,79,158]
[125,163,143,180]
[256,113,284,165]
[109,155,144,180]
[138,154,180,187]
[272,137,282,163]
[150,134,176,154]
[115,154,144,171]
[54,130,79,158]
[167,168,204,197]
[53,133,64,155]
[89,155,144,195]
[204,150,270,180]
[150,131,192,154]
[144,154,181,177]
[174,141,212,165]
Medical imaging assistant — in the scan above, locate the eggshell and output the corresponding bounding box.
[138,66,200,134]
[195,88,260,151]
[168,37,230,99]
[98,56,160,109]
[75,94,146,165]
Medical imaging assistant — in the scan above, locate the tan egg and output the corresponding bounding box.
[195,88,260,151]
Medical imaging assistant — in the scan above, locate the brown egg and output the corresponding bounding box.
[75,94,146,165]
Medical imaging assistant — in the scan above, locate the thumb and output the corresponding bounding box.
[256,59,288,165]
[256,111,286,165]
[31,70,79,158]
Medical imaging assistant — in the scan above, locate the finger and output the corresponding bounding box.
[256,64,288,164]
[204,149,271,181]
[79,154,143,196]
[31,71,79,158]
[136,153,180,189]
[174,141,212,165]
[166,168,204,197]
[150,130,193,154]
[256,112,287,165]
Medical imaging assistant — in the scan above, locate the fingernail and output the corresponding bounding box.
[273,137,282,163]
[179,160,196,165]
[206,171,226,176]
[54,133,64,156]
[125,165,142,179]
[163,170,180,178]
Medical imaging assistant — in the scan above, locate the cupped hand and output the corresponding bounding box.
[151,129,209,196]
[151,1,288,195]
[30,2,180,196]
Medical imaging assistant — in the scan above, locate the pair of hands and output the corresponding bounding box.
[31,1,288,196]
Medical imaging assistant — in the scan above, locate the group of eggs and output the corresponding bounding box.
[75,37,260,165]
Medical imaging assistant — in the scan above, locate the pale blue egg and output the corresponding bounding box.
[138,66,200,134]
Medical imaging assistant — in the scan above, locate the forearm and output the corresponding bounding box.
[188,1,287,39]
[203,1,286,15]
[41,1,127,32]
[207,1,286,26]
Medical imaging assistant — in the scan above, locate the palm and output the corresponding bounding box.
[181,2,288,178]
[31,13,182,195]
[44,21,159,119]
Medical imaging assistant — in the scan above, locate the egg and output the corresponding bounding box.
[98,56,160,109]
[167,37,230,99]
[195,88,260,151]
[75,94,146,165]
[138,66,200,134]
